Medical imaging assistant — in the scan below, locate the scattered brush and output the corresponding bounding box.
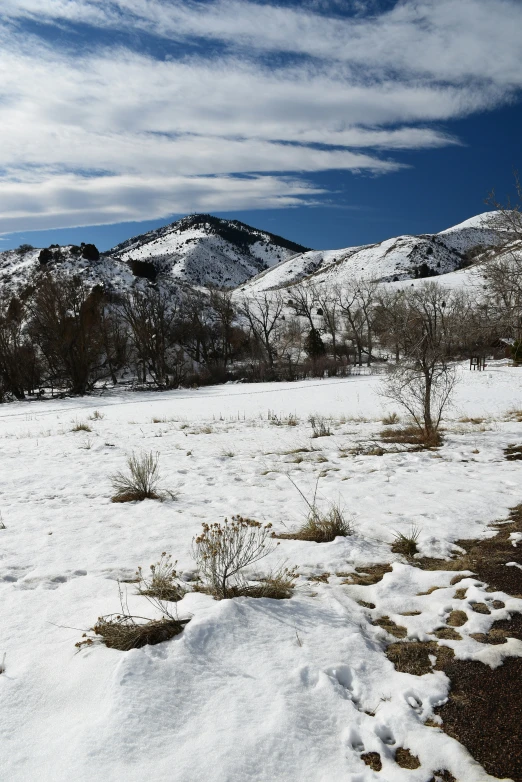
[71,421,92,433]
[277,475,353,542]
[111,451,162,502]
[192,516,278,599]
[391,526,420,558]
[89,410,104,421]
[308,414,331,438]
[382,412,400,425]
[270,412,299,427]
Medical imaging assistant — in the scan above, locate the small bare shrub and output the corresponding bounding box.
[71,421,92,432]
[391,526,420,558]
[89,410,104,420]
[308,414,331,438]
[111,451,161,502]
[136,553,186,609]
[192,516,277,599]
[382,412,400,425]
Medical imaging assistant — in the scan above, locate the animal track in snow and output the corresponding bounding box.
[374,723,395,745]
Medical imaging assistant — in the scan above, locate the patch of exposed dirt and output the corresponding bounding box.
[395,747,421,769]
[360,752,382,771]
[372,616,408,638]
[437,657,522,782]
[386,641,454,675]
[414,503,522,597]
[342,563,392,586]
[505,444,522,461]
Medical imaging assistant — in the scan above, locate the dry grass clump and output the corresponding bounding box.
[230,568,298,600]
[381,425,442,448]
[382,412,400,425]
[78,615,187,651]
[391,525,420,558]
[280,504,353,543]
[136,553,186,606]
[89,410,104,420]
[278,475,352,542]
[111,451,162,503]
[71,421,92,432]
[192,516,278,599]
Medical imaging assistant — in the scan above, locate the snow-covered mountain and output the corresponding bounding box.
[109,214,309,288]
[237,211,512,294]
[0,211,512,299]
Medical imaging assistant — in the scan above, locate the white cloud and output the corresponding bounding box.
[0,0,520,231]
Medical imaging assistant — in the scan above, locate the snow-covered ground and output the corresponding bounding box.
[1,363,522,781]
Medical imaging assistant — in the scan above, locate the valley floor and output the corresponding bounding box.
[1,363,521,781]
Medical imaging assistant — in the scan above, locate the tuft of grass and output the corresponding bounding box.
[382,412,400,425]
[391,525,420,558]
[381,425,441,448]
[89,410,104,420]
[71,421,92,432]
[277,474,353,543]
[111,451,161,503]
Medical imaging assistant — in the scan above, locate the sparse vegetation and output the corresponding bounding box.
[278,476,352,542]
[78,614,187,651]
[382,411,400,425]
[111,451,161,502]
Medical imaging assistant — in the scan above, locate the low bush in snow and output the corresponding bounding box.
[77,615,188,651]
[111,451,162,502]
[192,516,279,599]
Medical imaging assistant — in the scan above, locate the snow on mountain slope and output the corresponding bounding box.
[0,211,512,299]
[109,214,309,288]
[237,211,511,294]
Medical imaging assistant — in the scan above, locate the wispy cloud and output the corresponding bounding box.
[0,0,520,231]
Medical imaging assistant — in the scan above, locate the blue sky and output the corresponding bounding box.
[0,0,521,251]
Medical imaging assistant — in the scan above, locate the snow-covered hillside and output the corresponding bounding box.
[237,211,512,294]
[0,211,512,299]
[109,214,308,288]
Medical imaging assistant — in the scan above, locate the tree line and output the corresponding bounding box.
[0,256,517,403]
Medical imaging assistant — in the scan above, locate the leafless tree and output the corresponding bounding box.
[121,288,184,388]
[239,291,285,369]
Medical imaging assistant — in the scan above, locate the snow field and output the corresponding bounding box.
[1,363,522,781]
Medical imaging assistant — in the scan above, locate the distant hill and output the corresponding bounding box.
[0,211,513,298]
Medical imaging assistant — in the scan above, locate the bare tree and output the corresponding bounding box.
[239,291,284,369]
[379,283,461,441]
[121,288,184,388]
[28,273,105,395]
